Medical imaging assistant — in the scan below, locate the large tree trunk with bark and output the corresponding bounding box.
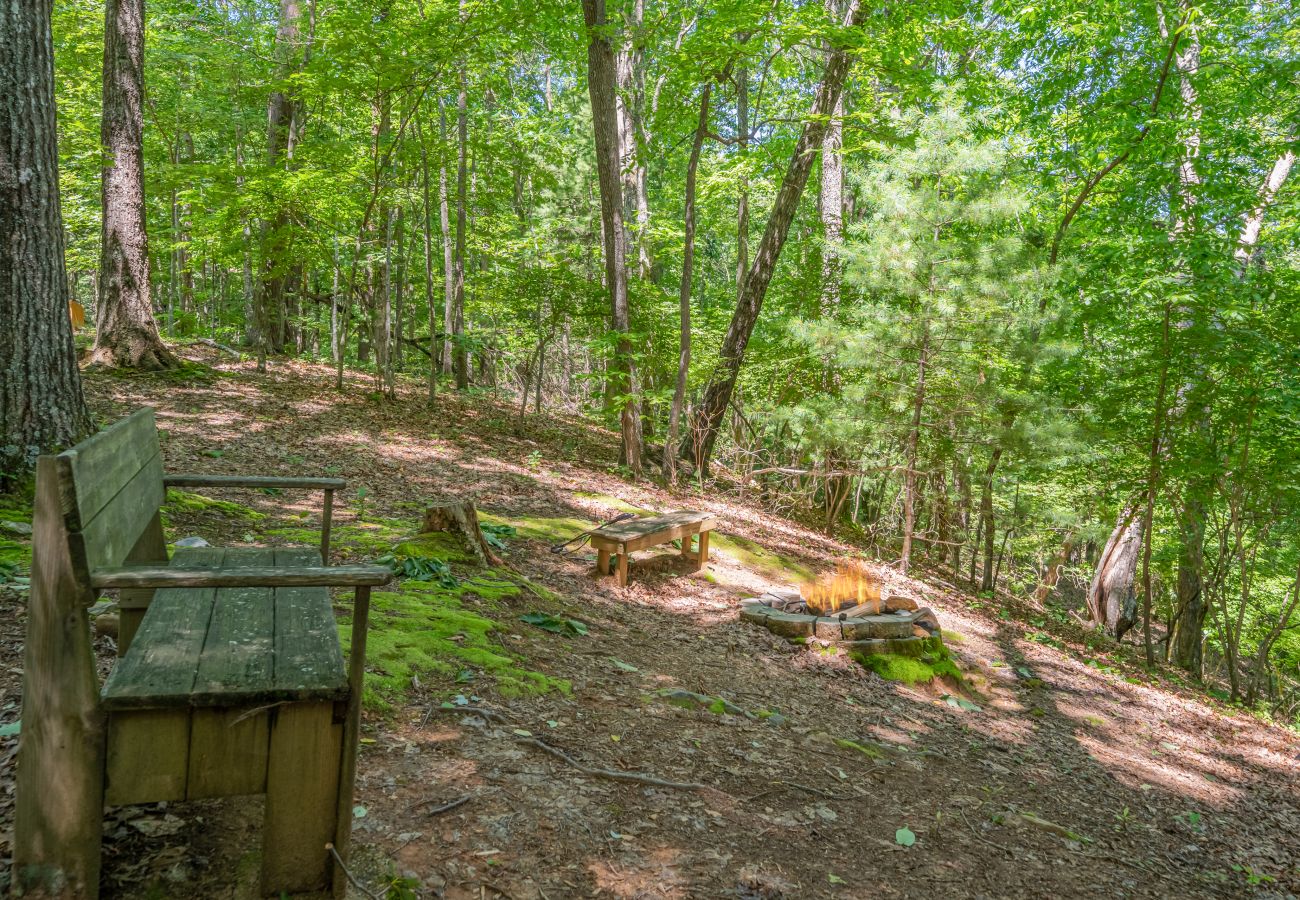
[0,0,95,484]
[685,0,863,474]
[88,0,176,370]
[1087,510,1142,640]
[664,84,710,482]
[583,0,642,475]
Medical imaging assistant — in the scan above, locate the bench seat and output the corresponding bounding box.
[102,547,348,711]
[590,510,716,586]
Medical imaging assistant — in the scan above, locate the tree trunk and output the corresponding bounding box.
[664,83,710,481]
[418,116,437,404]
[818,0,845,318]
[583,0,642,475]
[438,98,454,376]
[735,62,749,296]
[0,0,95,484]
[1033,530,1076,604]
[1088,509,1142,640]
[616,0,650,280]
[978,446,1003,592]
[900,322,927,575]
[685,0,863,474]
[253,0,303,370]
[88,0,176,370]
[452,73,469,389]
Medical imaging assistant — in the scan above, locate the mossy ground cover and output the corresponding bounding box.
[0,495,34,574]
[850,636,963,685]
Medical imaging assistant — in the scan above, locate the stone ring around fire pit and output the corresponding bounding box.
[740,589,941,652]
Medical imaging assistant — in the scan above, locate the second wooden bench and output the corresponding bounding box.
[590,510,715,586]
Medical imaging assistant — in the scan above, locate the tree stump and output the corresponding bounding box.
[421,500,502,566]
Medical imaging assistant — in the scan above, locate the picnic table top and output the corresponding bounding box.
[101,546,348,710]
[590,509,714,542]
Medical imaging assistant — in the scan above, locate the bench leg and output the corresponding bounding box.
[596,547,611,576]
[262,701,342,896]
[680,534,695,560]
[616,552,630,587]
[14,457,105,898]
[695,531,710,571]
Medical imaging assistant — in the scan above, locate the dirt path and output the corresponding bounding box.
[3,353,1298,899]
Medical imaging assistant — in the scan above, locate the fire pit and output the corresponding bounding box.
[741,560,941,653]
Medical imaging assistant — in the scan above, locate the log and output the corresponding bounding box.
[421,500,502,566]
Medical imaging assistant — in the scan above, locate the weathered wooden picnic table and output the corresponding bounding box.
[590,510,716,586]
[13,408,390,898]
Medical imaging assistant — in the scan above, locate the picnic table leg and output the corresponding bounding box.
[596,547,611,576]
[695,531,710,571]
[616,552,630,587]
[680,534,695,560]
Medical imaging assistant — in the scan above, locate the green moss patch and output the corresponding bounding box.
[265,515,412,558]
[573,492,655,516]
[163,489,266,524]
[479,512,592,543]
[851,636,963,685]
[711,533,815,583]
[338,574,568,712]
[0,495,35,573]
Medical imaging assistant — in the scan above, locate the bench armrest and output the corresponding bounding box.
[163,474,346,490]
[91,565,391,589]
[163,473,346,563]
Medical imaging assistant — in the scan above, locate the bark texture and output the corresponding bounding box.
[0,0,94,482]
[583,0,643,474]
[664,84,710,481]
[686,0,863,473]
[89,0,176,370]
[1087,511,1142,640]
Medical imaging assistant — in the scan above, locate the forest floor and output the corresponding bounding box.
[2,349,1299,899]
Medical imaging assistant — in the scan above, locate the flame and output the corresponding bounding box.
[801,560,882,615]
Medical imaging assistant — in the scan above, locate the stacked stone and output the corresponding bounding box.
[740,589,942,652]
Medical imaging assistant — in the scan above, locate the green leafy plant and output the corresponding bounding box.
[520,611,588,636]
[377,553,458,588]
[480,522,517,550]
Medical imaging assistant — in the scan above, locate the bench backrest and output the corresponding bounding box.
[52,407,165,584]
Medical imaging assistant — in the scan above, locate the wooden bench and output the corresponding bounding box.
[590,510,716,586]
[13,408,390,899]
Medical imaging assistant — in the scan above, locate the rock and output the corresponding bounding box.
[94,613,119,640]
[883,593,919,612]
[839,615,916,640]
[740,605,817,638]
[173,535,210,548]
[0,520,33,536]
[912,608,941,634]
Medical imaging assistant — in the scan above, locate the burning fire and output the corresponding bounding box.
[801,560,882,615]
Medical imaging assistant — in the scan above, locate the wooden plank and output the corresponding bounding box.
[590,510,713,542]
[101,548,224,710]
[13,457,105,897]
[696,530,710,570]
[117,509,169,656]
[75,451,166,575]
[163,474,346,490]
[262,701,343,895]
[273,549,349,698]
[104,708,191,805]
[91,563,391,589]
[187,706,269,799]
[622,519,715,554]
[331,584,371,898]
[192,548,276,705]
[55,407,159,530]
